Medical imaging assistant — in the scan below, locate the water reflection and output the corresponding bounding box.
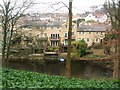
[8,60,113,79]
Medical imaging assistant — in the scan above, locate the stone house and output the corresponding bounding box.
[42,21,77,47]
[15,19,110,48]
[76,23,110,47]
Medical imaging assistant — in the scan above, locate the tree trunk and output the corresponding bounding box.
[6,22,14,62]
[65,1,72,79]
[2,7,9,67]
[2,29,7,67]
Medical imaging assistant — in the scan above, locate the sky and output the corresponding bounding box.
[0,0,107,15]
[30,0,106,14]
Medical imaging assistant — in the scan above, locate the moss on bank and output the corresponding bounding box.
[2,68,119,88]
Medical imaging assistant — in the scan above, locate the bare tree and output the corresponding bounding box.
[0,0,33,67]
[104,0,120,80]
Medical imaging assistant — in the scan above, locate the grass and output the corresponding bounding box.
[2,68,119,88]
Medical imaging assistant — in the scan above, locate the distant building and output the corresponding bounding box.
[95,14,107,23]
[85,13,97,22]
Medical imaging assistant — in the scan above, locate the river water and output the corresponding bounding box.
[8,60,113,79]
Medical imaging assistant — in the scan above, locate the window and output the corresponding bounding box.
[87,38,89,42]
[72,32,74,36]
[83,32,84,35]
[51,27,54,30]
[89,32,91,34]
[44,33,47,37]
[65,25,67,28]
[36,34,39,39]
[65,32,67,38]
[51,34,59,39]
[51,41,56,47]
[96,38,98,42]
[79,32,81,34]
[65,40,68,46]
[101,39,103,42]
[57,27,59,30]
[101,32,103,35]
[96,32,99,35]
[72,25,75,29]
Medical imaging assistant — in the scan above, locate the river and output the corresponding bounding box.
[8,59,113,79]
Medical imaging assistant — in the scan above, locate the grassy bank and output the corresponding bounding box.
[2,68,119,88]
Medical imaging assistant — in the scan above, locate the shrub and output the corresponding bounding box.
[54,46,59,52]
[48,46,54,52]
[72,39,87,58]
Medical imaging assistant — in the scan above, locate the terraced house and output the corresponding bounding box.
[14,18,110,48]
[77,23,110,47]
[43,21,77,47]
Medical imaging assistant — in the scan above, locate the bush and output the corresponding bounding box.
[48,46,54,52]
[54,46,59,52]
[72,40,87,58]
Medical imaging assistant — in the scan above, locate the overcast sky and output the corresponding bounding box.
[30,0,106,14]
[0,0,107,15]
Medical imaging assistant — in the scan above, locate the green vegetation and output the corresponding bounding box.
[86,20,95,23]
[54,46,59,52]
[86,55,106,59]
[2,68,119,88]
[49,56,58,58]
[48,46,54,52]
[73,19,85,26]
[72,40,87,58]
[47,46,59,52]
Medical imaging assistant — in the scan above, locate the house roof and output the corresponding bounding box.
[77,24,110,32]
[47,21,64,27]
[20,21,47,28]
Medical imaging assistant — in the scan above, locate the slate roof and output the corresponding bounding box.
[47,21,64,27]
[20,21,47,28]
[77,25,110,32]
[20,21,64,28]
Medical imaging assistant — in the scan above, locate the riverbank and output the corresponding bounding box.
[2,68,119,88]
